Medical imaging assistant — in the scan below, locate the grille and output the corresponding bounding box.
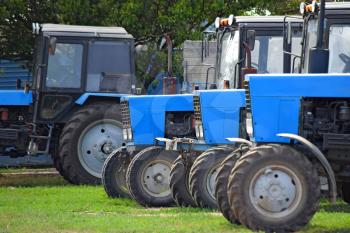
[0,128,18,140]
[193,95,202,122]
[121,101,131,129]
[244,80,251,112]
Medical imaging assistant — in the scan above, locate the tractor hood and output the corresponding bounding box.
[122,94,193,145]
[197,89,246,144]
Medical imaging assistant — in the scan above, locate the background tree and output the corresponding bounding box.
[0,0,302,59]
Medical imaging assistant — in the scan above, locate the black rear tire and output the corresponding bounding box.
[126,146,178,207]
[342,182,350,204]
[170,155,196,207]
[215,149,241,224]
[58,102,122,185]
[189,146,233,209]
[228,144,320,232]
[102,147,133,198]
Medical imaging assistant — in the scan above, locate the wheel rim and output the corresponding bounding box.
[206,165,220,200]
[78,119,123,178]
[141,159,172,198]
[249,165,303,219]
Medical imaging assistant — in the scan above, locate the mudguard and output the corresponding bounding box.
[75,93,130,105]
[0,90,33,106]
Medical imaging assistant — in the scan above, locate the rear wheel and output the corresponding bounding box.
[102,148,133,198]
[215,150,241,224]
[189,146,232,209]
[342,182,350,204]
[170,155,196,207]
[59,102,123,184]
[228,144,320,232]
[126,146,178,207]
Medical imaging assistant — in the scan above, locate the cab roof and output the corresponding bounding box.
[236,16,302,24]
[40,24,133,39]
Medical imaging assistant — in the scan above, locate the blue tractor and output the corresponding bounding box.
[102,16,303,207]
[215,1,350,232]
[0,24,136,184]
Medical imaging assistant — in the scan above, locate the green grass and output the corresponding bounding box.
[0,174,349,233]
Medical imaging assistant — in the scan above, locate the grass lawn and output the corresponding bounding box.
[0,172,349,233]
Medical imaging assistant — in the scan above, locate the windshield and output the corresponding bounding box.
[329,24,350,73]
[217,30,240,89]
[303,19,318,73]
[251,36,284,73]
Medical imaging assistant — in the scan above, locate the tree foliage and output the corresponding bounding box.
[0,0,303,59]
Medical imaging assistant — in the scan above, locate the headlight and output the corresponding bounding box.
[195,123,204,140]
[246,113,254,138]
[198,124,204,139]
[127,128,133,140]
[123,129,128,141]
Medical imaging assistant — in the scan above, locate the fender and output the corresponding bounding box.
[278,133,337,204]
[75,93,130,105]
[0,90,33,106]
[226,137,253,146]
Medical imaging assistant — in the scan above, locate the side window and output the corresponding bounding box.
[329,24,350,73]
[217,31,239,89]
[86,41,131,92]
[46,43,83,88]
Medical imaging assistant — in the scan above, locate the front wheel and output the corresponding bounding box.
[189,146,233,209]
[215,150,241,224]
[102,147,134,198]
[170,155,196,207]
[126,146,178,207]
[228,144,320,232]
[58,102,123,184]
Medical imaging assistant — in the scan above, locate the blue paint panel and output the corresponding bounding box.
[75,93,129,105]
[247,74,350,98]
[199,89,246,144]
[127,94,194,145]
[247,74,350,143]
[0,90,33,106]
[251,97,300,142]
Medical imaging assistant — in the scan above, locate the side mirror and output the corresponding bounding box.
[246,30,256,51]
[48,37,57,55]
[308,47,329,73]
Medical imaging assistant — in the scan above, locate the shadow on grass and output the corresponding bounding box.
[0,172,69,187]
[320,202,350,213]
[303,227,350,233]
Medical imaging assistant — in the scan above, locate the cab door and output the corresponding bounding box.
[37,37,87,123]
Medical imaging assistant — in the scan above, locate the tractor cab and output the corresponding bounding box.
[286,2,350,74]
[31,24,135,122]
[215,16,303,90]
[0,24,135,184]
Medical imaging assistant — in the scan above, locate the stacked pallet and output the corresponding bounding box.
[0,59,32,89]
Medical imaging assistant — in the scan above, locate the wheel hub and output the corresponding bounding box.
[101,142,114,155]
[154,173,164,183]
[249,166,302,217]
[78,119,123,178]
[142,161,171,197]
